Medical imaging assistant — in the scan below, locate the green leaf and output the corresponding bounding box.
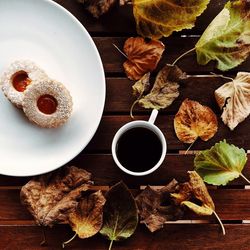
[133,0,210,39]
[100,181,138,250]
[196,0,250,71]
[194,140,247,186]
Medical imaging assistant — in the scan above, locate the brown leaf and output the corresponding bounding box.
[78,0,116,18]
[123,37,165,80]
[171,171,225,234]
[171,171,215,216]
[174,99,218,144]
[119,0,132,5]
[215,72,250,130]
[136,179,184,232]
[138,64,186,110]
[20,166,92,227]
[69,190,106,238]
[132,72,151,97]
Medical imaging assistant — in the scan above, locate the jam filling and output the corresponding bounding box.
[37,95,58,115]
[12,71,31,92]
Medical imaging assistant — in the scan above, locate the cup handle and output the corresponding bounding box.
[148,109,158,124]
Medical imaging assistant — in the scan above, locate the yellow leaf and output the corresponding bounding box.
[181,201,213,216]
[133,0,210,39]
[171,171,215,216]
[69,190,106,239]
[174,99,218,143]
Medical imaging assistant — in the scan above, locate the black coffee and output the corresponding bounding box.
[116,127,163,172]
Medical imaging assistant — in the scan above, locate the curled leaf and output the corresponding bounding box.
[194,140,248,186]
[133,64,186,110]
[174,99,218,144]
[69,190,106,239]
[171,171,226,235]
[123,37,165,80]
[78,0,116,18]
[133,0,210,39]
[196,0,250,71]
[172,171,215,216]
[20,166,92,227]
[171,171,225,235]
[136,179,183,232]
[215,72,250,130]
[132,72,151,97]
[100,181,138,250]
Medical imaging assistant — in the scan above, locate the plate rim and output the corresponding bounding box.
[0,0,106,177]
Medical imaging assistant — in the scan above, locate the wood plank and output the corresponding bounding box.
[85,115,250,152]
[105,77,225,113]
[54,0,227,35]
[93,37,250,74]
[1,189,250,221]
[1,153,250,187]
[0,224,249,250]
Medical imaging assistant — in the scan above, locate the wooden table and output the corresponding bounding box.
[1,1,250,249]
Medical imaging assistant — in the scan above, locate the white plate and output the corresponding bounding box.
[0,0,105,176]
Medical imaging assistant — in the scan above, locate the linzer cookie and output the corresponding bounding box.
[1,60,47,107]
[22,79,73,128]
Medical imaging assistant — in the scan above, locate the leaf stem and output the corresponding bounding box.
[108,240,114,250]
[62,233,77,248]
[213,210,226,235]
[186,74,232,78]
[184,140,196,155]
[40,227,48,246]
[113,43,128,59]
[108,215,119,250]
[130,100,139,119]
[172,47,196,66]
[209,72,234,81]
[240,173,250,184]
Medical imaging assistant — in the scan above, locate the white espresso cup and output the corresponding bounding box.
[111,109,167,176]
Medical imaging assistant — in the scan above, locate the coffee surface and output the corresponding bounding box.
[116,127,163,172]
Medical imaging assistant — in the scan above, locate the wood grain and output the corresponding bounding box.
[1,1,249,249]
[93,37,250,74]
[105,76,225,114]
[84,115,250,152]
[1,188,250,221]
[54,0,227,35]
[1,154,250,186]
[0,224,250,250]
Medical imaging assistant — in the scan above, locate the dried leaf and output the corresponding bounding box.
[123,37,165,80]
[174,99,218,144]
[134,64,186,110]
[172,171,225,234]
[136,179,183,232]
[196,0,250,71]
[78,0,116,18]
[100,182,138,249]
[69,190,106,239]
[20,166,92,227]
[133,0,210,39]
[171,171,214,216]
[215,72,250,130]
[119,0,131,5]
[194,140,248,186]
[132,72,151,97]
